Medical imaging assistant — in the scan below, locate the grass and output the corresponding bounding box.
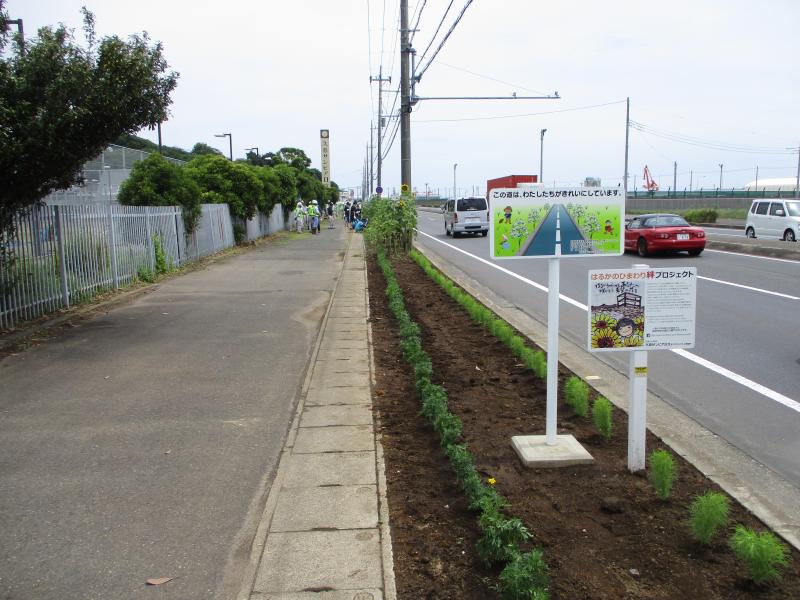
[689,491,729,545]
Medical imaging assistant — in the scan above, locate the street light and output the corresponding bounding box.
[718,163,723,189]
[245,147,259,157]
[215,133,233,160]
[453,163,458,200]
[540,128,547,182]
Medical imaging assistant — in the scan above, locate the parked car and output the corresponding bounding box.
[624,214,706,257]
[745,199,799,242]
[443,197,489,237]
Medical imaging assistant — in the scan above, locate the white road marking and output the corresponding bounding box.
[417,229,799,411]
[698,276,799,300]
[704,248,800,264]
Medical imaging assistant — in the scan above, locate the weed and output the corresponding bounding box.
[689,491,729,545]
[476,510,531,567]
[592,397,613,440]
[649,449,676,500]
[497,549,550,600]
[564,376,589,417]
[136,265,155,283]
[730,525,789,585]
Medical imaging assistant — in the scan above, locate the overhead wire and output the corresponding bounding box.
[630,120,795,155]
[415,99,626,123]
[415,0,475,83]
[415,0,454,74]
[409,0,427,45]
[434,60,550,96]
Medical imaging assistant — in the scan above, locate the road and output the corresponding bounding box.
[415,209,800,487]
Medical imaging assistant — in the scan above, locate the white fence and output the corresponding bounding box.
[1,203,237,331]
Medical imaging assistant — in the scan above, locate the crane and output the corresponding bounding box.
[643,165,659,192]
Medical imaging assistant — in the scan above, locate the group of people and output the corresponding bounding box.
[293,199,337,234]
[342,200,366,231]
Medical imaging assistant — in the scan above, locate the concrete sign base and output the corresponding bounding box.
[511,434,594,468]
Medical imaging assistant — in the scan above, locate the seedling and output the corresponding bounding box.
[730,525,789,585]
[497,549,550,600]
[592,397,613,440]
[689,491,729,545]
[564,376,589,417]
[649,449,676,500]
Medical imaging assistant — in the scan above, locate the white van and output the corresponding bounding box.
[745,199,800,242]
[443,197,489,237]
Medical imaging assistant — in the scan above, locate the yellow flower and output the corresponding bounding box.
[592,327,620,349]
[591,312,617,332]
[487,477,497,486]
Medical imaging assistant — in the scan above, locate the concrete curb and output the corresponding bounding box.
[413,240,800,551]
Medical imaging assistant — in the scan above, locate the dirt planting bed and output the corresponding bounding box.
[368,255,800,599]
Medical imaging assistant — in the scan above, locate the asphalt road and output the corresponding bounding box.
[415,209,800,487]
[0,229,349,600]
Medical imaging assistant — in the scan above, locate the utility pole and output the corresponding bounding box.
[370,68,391,194]
[673,161,677,197]
[690,170,693,191]
[400,0,412,188]
[755,165,759,191]
[623,98,630,198]
[453,163,458,200]
[795,146,800,199]
[369,125,374,198]
[718,163,724,190]
[539,129,547,183]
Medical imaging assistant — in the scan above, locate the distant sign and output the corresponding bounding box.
[320,129,331,187]
[376,186,383,194]
[489,187,624,259]
[588,267,697,352]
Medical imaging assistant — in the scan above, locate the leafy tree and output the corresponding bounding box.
[112,133,192,162]
[117,154,201,232]
[250,166,281,214]
[263,147,311,170]
[184,154,260,221]
[0,1,178,284]
[272,163,299,213]
[191,142,223,157]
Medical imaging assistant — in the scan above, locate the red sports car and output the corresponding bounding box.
[624,213,706,257]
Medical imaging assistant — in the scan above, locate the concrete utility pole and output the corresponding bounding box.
[795,147,800,199]
[719,163,724,190]
[370,68,391,194]
[540,129,547,182]
[673,161,677,197]
[453,163,458,200]
[369,125,374,197]
[400,0,412,188]
[624,98,630,197]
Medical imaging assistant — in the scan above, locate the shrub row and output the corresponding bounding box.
[376,251,549,599]
[683,208,718,224]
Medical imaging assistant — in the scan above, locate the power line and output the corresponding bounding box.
[415,0,454,72]
[434,60,550,96]
[630,120,795,155]
[409,0,427,44]
[415,99,626,123]
[414,0,475,83]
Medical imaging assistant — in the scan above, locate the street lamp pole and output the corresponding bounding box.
[539,129,547,183]
[215,133,233,160]
[453,163,458,200]
[718,163,723,190]
[245,147,259,156]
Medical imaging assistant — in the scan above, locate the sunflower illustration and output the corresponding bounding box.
[633,315,645,335]
[622,334,644,347]
[592,312,617,332]
[592,328,620,349]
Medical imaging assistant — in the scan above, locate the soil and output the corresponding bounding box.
[367,255,800,600]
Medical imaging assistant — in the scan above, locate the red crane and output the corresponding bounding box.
[643,165,659,191]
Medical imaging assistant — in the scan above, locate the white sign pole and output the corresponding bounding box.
[546,255,560,445]
[627,262,649,471]
[627,349,648,471]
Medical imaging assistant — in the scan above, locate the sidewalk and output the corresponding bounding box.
[241,233,396,600]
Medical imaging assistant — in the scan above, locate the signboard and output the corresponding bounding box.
[489,187,624,259]
[588,267,697,352]
[320,129,330,187]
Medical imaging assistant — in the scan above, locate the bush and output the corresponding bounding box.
[564,376,589,417]
[649,449,676,500]
[233,223,246,245]
[683,208,717,224]
[689,491,729,545]
[730,525,789,585]
[497,549,550,600]
[592,397,613,440]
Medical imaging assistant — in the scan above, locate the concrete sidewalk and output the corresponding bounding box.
[241,233,396,600]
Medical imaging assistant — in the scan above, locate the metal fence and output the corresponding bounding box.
[1,203,235,331]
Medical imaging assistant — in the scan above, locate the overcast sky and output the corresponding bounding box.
[10,0,800,195]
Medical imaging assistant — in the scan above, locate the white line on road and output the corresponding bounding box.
[416,229,800,412]
[698,275,799,300]
[705,248,800,264]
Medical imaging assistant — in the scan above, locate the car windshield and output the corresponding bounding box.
[644,215,690,228]
[786,201,800,217]
[457,198,486,211]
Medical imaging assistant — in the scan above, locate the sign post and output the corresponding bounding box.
[490,187,625,467]
[588,265,697,471]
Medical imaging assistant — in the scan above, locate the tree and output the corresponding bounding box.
[263,147,311,170]
[117,154,202,232]
[112,133,193,162]
[0,2,178,280]
[191,142,223,157]
[184,155,260,221]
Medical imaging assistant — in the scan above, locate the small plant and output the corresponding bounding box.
[476,508,531,567]
[137,264,155,283]
[497,549,550,600]
[649,449,676,500]
[689,491,729,545]
[564,376,589,417]
[592,397,613,440]
[730,525,789,585]
[152,234,172,275]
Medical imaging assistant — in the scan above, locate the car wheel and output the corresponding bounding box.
[451,224,459,238]
[637,238,648,257]
[445,223,450,236]
[746,227,756,239]
[784,229,796,242]
[481,230,488,237]
[688,248,703,256]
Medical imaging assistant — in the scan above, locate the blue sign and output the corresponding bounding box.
[376,186,383,194]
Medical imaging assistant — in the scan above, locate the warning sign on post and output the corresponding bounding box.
[588,267,697,352]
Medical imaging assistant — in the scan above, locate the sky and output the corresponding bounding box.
[9,0,800,196]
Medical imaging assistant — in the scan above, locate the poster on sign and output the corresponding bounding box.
[489,187,624,259]
[588,267,697,352]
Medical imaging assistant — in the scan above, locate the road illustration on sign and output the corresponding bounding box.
[490,188,624,259]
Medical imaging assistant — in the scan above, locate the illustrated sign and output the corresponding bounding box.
[489,187,624,259]
[320,129,330,187]
[588,267,697,352]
